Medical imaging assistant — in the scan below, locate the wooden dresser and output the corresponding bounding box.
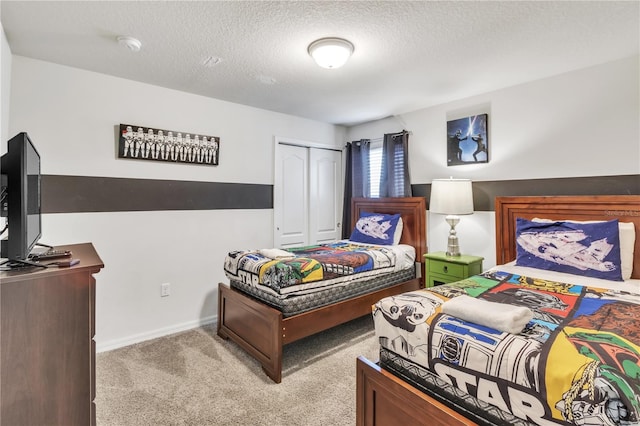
[0,242,104,426]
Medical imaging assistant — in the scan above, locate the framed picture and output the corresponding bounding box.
[446,114,488,166]
[117,124,219,166]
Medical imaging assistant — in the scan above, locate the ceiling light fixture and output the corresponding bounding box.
[307,37,354,69]
[117,36,142,52]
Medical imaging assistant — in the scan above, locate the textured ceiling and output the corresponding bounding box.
[1,1,638,127]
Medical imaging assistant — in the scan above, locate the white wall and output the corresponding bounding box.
[7,56,346,351]
[347,55,640,268]
[1,22,11,146]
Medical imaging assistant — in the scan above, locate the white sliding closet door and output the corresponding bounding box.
[274,140,342,248]
[309,148,342,244]
[274,144,309,248]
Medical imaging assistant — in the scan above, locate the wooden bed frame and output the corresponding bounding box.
[217,197,427,383]
[356,195,640,426]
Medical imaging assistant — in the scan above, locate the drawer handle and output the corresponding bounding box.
[443,266,448,273]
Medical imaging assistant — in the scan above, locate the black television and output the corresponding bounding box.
[0,132,42,263]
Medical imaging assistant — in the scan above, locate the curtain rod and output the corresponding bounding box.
[390,129,411,136]
[381,129,412,139]
[345,129,412,146]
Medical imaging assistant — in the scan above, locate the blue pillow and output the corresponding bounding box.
[350,212,402,246]
[515,218,623,281]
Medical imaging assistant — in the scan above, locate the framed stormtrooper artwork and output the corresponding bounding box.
[117,124,220,166]
[446,114,488,166]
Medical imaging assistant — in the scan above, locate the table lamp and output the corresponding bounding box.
[429,178,474,257]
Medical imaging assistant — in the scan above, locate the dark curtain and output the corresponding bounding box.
[342,139,370,238]
[379,130,412,198]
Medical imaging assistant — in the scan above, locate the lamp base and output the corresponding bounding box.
[446,246,461,257]
[445,215,461,257]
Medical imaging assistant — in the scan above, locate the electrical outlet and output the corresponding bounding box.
[161,282,170,297]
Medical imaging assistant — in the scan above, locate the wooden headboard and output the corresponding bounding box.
[351,197,427,261]
[495,195,640,279]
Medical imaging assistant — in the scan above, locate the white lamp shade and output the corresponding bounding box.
[429,178,474,215]
[308,38,354,69]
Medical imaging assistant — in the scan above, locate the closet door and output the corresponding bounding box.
[309,149,342,244]
[274,144,309,248]
[274,140,342,248]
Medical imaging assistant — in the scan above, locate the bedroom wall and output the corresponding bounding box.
[1,22,11,143]
[347,55,640,268]
[5,56,346,351]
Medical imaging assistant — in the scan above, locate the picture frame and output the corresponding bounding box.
[117,124,219,166]
[446,114,488,166]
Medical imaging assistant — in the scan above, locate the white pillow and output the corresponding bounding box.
[619,222,636,280]
[532,218,635,280]
[393,218,404,245]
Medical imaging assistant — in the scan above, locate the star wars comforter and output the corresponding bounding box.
[224,241,415,298]
[373,269,640,426]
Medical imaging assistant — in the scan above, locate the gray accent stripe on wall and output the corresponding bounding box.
[42,174,638,214]
[41,175,273,213]
[412,174,640,212]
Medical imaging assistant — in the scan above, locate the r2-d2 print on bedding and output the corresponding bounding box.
[118,124,219,166]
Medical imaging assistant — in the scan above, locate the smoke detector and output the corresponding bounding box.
[203,56,223,68]
[117,36,142,52]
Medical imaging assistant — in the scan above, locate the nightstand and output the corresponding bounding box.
[424,252,484,287]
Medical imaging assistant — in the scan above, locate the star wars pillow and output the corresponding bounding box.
[350,212,403,246]
[533,218,635,280]
[515,218,623,281]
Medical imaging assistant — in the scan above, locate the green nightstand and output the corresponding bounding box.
[424,252,484,287]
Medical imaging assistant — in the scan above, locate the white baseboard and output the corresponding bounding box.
[96,314,217,353]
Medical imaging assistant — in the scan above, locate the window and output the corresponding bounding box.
[385,137,409,197]
[342,133,410,239]
[369,142,383,198]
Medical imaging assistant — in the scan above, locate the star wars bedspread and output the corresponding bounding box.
[224,241,415,298]
[373,269,640,426]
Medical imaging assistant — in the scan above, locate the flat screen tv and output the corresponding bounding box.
[0,132,42,263]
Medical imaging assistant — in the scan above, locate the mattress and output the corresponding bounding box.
[373,268,640,426]
[231,267,415,317]
[379,347,529,426]
[224,240,415,298]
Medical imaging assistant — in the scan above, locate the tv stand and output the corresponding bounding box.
[0,242,104,425]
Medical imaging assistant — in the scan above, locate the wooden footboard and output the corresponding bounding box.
[218,278,422,383]
[217,283,283,382]
[356,356,477,426]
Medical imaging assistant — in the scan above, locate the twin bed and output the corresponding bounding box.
[218,197,427,383]
[358,195,640,426]
[218,194,640,426]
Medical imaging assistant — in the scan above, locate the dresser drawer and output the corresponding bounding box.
[428,260,464,279]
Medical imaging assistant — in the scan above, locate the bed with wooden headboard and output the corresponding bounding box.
[357,195,640,426]
[218,196,426,383]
